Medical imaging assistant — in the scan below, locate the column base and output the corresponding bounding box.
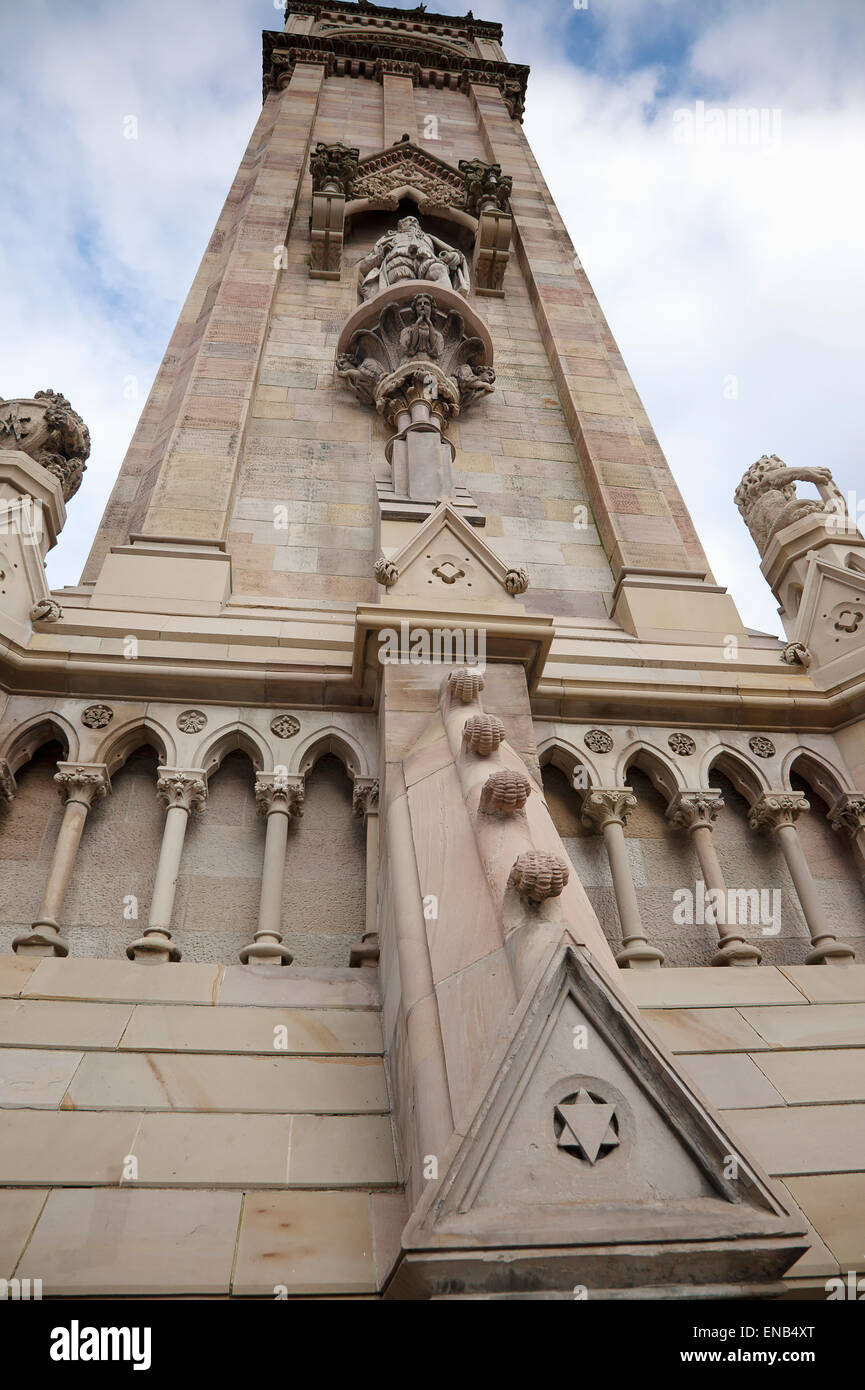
[127,929,181,964]
[616,940,664,969]
[349,932,380,967]
[239,933,293,966]
[805,937,856,965]
[712,936,762,967]
[13,919,69,958]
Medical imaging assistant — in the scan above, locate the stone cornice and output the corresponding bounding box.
[285,1,504,40]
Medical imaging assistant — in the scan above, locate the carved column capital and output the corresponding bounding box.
[581,788,637,833]
[255,772,304,818]
[0,760,16,802]
[748,791,810,832]
[352,777,380,820]
[667,790,725,832]
[156,768,207,814]
[53,763,111,807]
[828,792,865,839]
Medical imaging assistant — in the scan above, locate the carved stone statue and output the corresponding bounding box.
[0,389,90,501]
[357,215,470,300]
[734,454,839,556]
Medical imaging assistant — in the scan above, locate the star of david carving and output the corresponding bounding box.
[554,1089,619,1164]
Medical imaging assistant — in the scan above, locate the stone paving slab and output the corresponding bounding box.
[233,1190,376,1296]
[725,1103,865,1176]
[118,1002,382,1055]
[621,966,806,1009]
[0,998,134,1049]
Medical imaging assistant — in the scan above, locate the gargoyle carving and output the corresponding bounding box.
[734,454,842,557]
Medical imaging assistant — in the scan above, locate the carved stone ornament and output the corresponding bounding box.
[0,390,90,501]
[504,566,528,595]
[734,454,843,558]
[780,642,812,668]
[748,735,776,758]
[580,788,637,833]
[446,666,485,703]
[177,710,207,734]
[30,598,63,623]
[356,214,470,300]
[309,140,359,195]
[374,555,399,587]
[748,791,810,833]
[666,790,724,832]
[156,771,207,814]
[554,1089,619,1164]
[668,731,696,756]
[255,772,305,818]
[336,286,494,426]
[828,793,865,838]
[350,142,466,213]
[54,765,110,806]
[0,760,16,802]
[80,703,113,729]
[479,769,532,815]
[508,850,569,904]
[270,714,301,739]
[584,728,613,754]
[462,713,505,756]
[458,158,512,217]
[352,777,380,819]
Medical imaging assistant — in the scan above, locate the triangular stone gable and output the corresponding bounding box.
[389,943,806,1298]
[350,142,469,215]
[383,499,522,601]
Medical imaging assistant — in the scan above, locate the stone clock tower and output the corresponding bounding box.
[1,2,864,1301]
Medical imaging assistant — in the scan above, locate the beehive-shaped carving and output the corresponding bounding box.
[447,667,485,702]
[462,713,505,756]
[507,851,569,904]
[479,769,532,814]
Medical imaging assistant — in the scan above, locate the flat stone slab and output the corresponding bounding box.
[16,1188,242,1296]
[779,965,865,1005]
[784,1173,865,1267]
[0,1111,141,1185]
[752,1049,865,1105]
[0,998,134,1050]
[621,966,806,1009]
[725,1103,865,1176]
[0,1047,83,1109]
[642,1006,768,1053]
[0,1189,48,1278]
[23,958,222,1006]
[0,956,38,999]
[676,1052,785,1110]
[67,1051,389,1113]
[233,1191,376,1296]
[740,1003,865,1049]
[118,1002,382,1055]
[217,964,379,1009]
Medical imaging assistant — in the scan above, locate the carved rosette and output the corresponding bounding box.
[584,729,613,754]
[0,390,90,501]
[749,735,776,759]
[177,710,207,734]
[748,792,810,833]
[479,769,532,815]
[508,851,569,905]
[667,732,696,757]
[336,288,494,427]
[54,765,111,807]
[255,773,304,819]
[446,667,485,703]
[581,789,637,833]
[270,714,301,739]
[828,793,865,839]
[462,713,505,756]
[666,791,724,832]
[156,771,207,815]
[352,777,380,820]
[81,704,113,730]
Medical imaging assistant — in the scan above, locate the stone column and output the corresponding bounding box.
[350,777,380,967]
[667,791,762,967]
[581,789,664,969]
[828,793,865,896]
[128,769,207,964]
[14,763,110,957]
[749,792,855,964]
[239,772,304,967]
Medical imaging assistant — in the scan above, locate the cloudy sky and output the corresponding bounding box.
[1,0,863,633]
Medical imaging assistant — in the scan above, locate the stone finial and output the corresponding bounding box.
[780,642,812,668]
[30,598,63,623]
[374,555,399,587]
[0,390,90,501]
[458,158,513,217]
[156,770,207,814]
[747,791,810,832]
[446,667,485,702]
[580,788,637,833]
[508,851,569,904]
[255,773,304,818]
[666,790,725,831]
[504,566,529,595]
[828,792,865,839]
[352,777,380,819]
[309,140,359,195]
[462,713,505,756]
[479,769,532,815]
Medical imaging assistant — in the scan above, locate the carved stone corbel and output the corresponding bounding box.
[308,141,358,280]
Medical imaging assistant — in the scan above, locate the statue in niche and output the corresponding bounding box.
[357,215,470,300]
[734,454,847,556]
